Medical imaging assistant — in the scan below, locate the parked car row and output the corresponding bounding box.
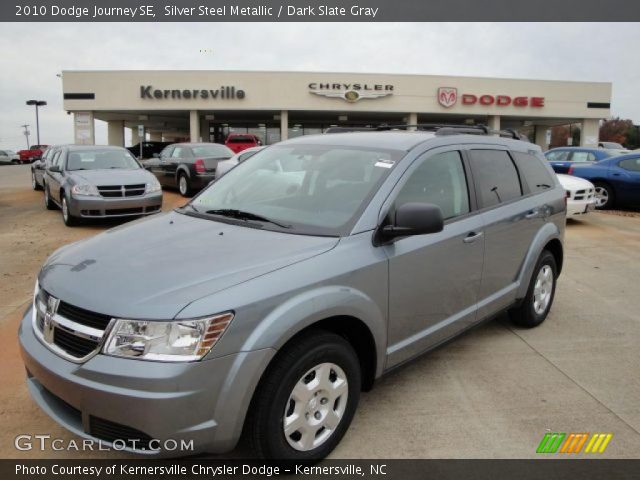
[545,147,640,210]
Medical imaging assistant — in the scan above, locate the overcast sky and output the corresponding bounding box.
[1,22,639,150]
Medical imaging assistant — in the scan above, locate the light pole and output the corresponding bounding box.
[26,100,47,145]
[20,124,30,148]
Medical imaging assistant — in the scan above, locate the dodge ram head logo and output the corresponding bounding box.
[438,87,458,108]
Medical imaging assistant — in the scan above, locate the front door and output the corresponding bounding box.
[385,149,484,368]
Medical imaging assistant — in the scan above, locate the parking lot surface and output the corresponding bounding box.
[1,164,639,458]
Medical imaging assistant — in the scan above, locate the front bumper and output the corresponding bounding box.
[18,306,275,456]
[567,198,596,216]
[69,192,163,219]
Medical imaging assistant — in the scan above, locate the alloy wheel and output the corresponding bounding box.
[179,176,188,195]
[533,265,553,315]
[594,186,609,208]
[283,362,349,451]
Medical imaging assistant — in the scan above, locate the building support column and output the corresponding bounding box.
[200,119,209,143]
[407,113,418,130]
[488,115,500,132]
[107,120,124,147]
[581,119,600,147]
[130,127,140,146]
[280,110,289,141]
[189,110,200,142]
[73,111,95,145]
[534,125,549,151]
[149,132,162,142]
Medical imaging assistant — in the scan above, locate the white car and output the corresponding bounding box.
[216,146,265,178]
[0,149,20,165]
[557,174,597,216]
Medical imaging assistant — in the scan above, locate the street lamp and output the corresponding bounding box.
[26,100,47,145]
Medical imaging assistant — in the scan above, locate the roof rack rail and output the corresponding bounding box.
[323,123,530,141]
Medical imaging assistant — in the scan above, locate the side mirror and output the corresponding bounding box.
[48,165,61,173]
[381,203,444,239]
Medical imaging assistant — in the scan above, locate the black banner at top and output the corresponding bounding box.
[4,0,640,22]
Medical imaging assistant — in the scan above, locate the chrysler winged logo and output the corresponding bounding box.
[43,295,59,344]
[438,87,458,108]
[311,89,392,103]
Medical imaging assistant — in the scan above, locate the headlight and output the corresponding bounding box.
[103,312,234,362]
[146,177,161,193]
[71,184,99,197]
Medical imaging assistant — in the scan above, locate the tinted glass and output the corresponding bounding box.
[512,152,555,193]
[66,149,140,171]
[160,146,173,158]
[394,151,469,220]
[546,151,569,162]
[470,150,522,208]
[51,151,61,166]
[189,144,404,235]
[191,145,232,158]
[619,157,640,172]
[171,147,188,158]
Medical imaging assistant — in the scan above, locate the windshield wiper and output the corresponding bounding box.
[205,209,291,229]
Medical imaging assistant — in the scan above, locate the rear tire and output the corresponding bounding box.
[593,182,615,210]
[178,173,192,197]
[509,250,557,328]
[43,183,56,210]
[245,330,361,460]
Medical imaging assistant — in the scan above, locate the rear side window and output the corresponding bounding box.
[546,150,569,162]
[512,152,555,193]
[469,150,522,208]
[570,151,594,163]
[619,157,640,172]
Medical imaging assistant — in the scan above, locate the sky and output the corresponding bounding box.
[1,22,639,150]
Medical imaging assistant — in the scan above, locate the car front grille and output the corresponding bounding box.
[33,288,112,362]
[97,184,146,198]
[569,188,595,201]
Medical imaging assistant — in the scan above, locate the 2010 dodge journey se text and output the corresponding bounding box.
[19,126,565,459]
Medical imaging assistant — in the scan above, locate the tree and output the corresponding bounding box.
[599,118,634,146]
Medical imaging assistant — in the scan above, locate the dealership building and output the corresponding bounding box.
[61,70,612,150]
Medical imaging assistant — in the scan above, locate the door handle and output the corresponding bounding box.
[525,210,540,219]
[463,231,483,243]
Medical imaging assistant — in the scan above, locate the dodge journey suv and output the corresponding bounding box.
[19,126,565,460]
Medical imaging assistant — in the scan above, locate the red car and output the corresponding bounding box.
[17,145,48,163]
[224,134,261,154]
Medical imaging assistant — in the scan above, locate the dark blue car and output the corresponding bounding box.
[569,153,640,209]
[544,147,624,174]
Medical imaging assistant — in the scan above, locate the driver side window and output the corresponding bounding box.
[394,151,470,221]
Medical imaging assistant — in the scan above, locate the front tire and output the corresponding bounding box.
[61,196,79,226]
[510,250,557,328]
[593,182,615,210]
[245,331,361,460]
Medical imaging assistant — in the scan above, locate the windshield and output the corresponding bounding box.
[191,145,233,158]
[187,144,404,236]
[66,149,141,171]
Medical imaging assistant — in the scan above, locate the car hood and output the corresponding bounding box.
[69,168,153,185]
[39,211,339,319]
[557,174,595,190]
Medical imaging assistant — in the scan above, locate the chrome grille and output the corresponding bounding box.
[33,287,112,362]
[97,184,146,198]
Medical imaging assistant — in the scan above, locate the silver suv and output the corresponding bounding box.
[19,126,565,460]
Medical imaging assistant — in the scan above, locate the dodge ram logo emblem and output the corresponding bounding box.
[43,296,59,344]
[438,87,458,108]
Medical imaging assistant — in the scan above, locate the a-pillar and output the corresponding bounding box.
[488,115,500,132]
[73,111,95,145]
[107,120,124,146]
[280,110,289,141]
[189,110,200,142]
[581,119,600,147]
[534,125,549,151]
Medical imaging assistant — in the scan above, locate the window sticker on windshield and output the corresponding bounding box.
[374,159,394,168]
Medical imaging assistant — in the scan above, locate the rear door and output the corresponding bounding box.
[385,148,484,368]
[46,149,65,203]
[612,157,640,206]
[468,147,543,319]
